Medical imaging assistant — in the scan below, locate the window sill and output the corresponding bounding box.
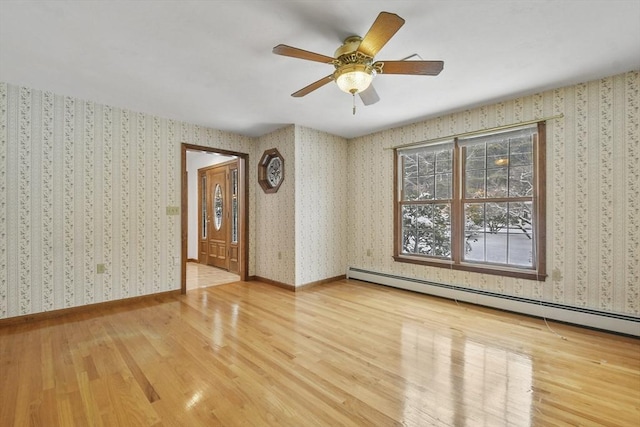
[393,255,547,281]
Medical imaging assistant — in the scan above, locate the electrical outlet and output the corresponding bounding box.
[278,251,282,260]
[366,249,372,257]
[96,264,105,274]
[166,206,180,216]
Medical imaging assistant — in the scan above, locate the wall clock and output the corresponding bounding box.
[258,148,284,193]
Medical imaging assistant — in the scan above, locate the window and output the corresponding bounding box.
[394,123,546,280]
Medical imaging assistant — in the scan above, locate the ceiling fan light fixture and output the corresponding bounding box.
[273,12,443,103]
[335,64,373,94]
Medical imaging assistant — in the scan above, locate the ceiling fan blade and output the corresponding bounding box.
[291,75,334,97]
[375,60,444,75]
[357,12,405,58]
[358,84,380,106]
[273,44,335,64]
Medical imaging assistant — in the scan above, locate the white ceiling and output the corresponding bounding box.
[1,1,639,139]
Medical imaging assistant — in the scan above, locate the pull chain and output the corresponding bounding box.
[352,92,356,115]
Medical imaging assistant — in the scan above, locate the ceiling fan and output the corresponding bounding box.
[272,11,444,111]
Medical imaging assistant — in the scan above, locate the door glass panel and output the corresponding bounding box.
[231,169,238,244]
[214,183,223,230]
[232,168,238,196]
[201,175,207,238]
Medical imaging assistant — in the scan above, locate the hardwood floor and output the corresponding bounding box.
[1,279,638,426]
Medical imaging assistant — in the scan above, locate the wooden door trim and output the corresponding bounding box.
[181,144,249,294]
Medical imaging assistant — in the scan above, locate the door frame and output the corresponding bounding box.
[181,143,249,294]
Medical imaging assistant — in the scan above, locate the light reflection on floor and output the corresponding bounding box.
[402,324,532,426]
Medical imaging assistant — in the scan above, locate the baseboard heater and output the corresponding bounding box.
[347,267,640,337]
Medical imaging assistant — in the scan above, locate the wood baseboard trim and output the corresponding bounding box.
[254,276,296,291]
[297,274,346,291]
[253,275,346,292]
[187,258,199,263]
[0,290,182,326]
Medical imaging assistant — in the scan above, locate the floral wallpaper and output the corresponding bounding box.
[294,126,348,285]
[254,125,348,288]
[255,126,296,286]
[1,70,637,319]
[0,82,256,318]
[347,70,640,316]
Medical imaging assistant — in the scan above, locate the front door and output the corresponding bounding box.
[198,160,241,272]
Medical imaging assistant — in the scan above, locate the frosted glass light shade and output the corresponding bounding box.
[335,64,373,94]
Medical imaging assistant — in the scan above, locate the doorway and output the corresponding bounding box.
[181,144,248,294]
